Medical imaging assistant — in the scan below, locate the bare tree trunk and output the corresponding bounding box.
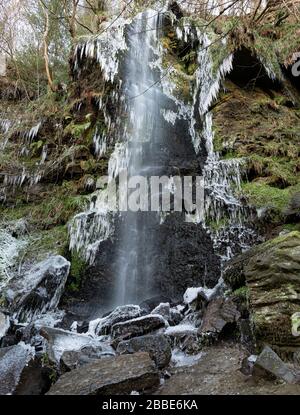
[43,10,56,92]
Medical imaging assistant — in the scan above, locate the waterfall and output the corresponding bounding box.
[114,10,164,306]
[69,3,258,313]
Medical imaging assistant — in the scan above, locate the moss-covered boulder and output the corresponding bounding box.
[225,231,300,355]
[245,232,300,355]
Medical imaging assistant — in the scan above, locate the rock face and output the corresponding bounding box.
[111,315,166,340]
[254,346,300,384]
[4,256,70,323]
[245,232,300,354]
[117,334,172,369]
[200,298,241,335]
[47,352,160,395]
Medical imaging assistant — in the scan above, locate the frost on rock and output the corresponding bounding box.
[69,138,129,264]
[0,228,27,289]
[88,305,143,337]
[183,278,225,305]
[165,323,198,337]
[40,326,113,363]
[69,186,115,264]
[0,342,35,395]
[4,256,70,323]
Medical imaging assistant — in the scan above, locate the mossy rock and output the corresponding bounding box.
[245,232,300,354]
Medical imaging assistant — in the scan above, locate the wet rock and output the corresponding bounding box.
[40,326,112,364]
[117,334,171,369]
[47,352,160,395]
[60,346,114,372]
[4,256,70,323]
[89,305,144,336]
[0,311,10,341]
[76,321,90,334]
[253,346,300,384]
[199,297,241,335]
[169,307,184,326]
[0,343,35,395]
[111,315,166,340]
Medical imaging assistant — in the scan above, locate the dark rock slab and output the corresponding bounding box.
[60,346,114,372]
[111,315,166,340]
[117,334,171,369]
[47,352,160,395]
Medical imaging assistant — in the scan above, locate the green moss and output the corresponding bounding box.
[26,226,68,262]
[233,286,249,299]
[67,251,87,292]
[207,217,230,231]
[64,119,92,140]
[0,181,88,229]
[241,181,290,213]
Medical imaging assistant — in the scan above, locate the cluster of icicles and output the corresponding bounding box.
[0,119,47,202]
[68,5,274,264]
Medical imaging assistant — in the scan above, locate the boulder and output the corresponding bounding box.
[89,305,144,336]
[4,256,70,323]
[47,352,160,395]
[40,326,113,364]
[165,321,198,340]
[60,346,114,372]
[151,303,170,320]
[253,346,300,384]
[111,315,166,340]
[0,311,10,341]
[199,297,241,335]
[244,232,300,353]
[117,334,172,369]
[150,303,183,326]
[0,343,33,394]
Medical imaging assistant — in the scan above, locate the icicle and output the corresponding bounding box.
[73,17,128,84]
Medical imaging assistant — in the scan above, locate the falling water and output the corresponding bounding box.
[114,10,164,306]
